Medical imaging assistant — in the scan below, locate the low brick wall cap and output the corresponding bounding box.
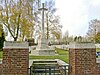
[69,42,96,49]
[3,41,29,48]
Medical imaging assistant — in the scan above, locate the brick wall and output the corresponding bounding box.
[69,43,96,75]
[69,48,96,75]
[69,48,75,75]
[96,63,100,75]
[2,48,29,75]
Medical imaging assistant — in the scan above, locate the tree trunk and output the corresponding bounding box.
[14,37,17,41]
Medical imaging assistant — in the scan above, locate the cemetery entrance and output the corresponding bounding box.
[30,65,60,75]
[29,59,69,75]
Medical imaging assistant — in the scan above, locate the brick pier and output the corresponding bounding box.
[1,41,29,75]
[69,42,100,75]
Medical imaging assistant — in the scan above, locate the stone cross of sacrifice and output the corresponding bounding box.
[38,3,47,39]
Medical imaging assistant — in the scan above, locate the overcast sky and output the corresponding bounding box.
[55,0,100,36]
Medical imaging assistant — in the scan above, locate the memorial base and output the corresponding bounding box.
[31,49,55,55]
[31,37,55,56]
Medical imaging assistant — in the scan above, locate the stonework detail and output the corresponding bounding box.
[69,43,100,75]
[0,42,29,75]
[4,41,28,48]
[2,48,29,75]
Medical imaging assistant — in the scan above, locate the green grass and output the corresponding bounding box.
[29,48,69,63]
[0,51,3,58]
[29,55,68,63]
[55,48,68,55]
[96,48,100,52]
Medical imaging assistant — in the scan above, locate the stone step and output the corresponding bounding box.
[32,73,61,75]
[32,59,57,63]
[32,69,60,73]
[32,65,58,69]
[31,66,61,75]
[31,59,62,75]
[33,63,57,65]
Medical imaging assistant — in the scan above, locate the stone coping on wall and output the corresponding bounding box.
[69,42,96,49]
[55,59,69,66]
[3,41,29,49]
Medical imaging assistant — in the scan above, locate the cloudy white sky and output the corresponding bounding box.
[55,0,100,36]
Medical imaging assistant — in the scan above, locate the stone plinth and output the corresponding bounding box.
[69,42,96,75]
[31,49,55,55]
[2,41,29,75]
[31,38,55,56]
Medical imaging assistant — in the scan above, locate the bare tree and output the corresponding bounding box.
[45,0,62,40]
[0,0,34,41]
[87,19,100,42]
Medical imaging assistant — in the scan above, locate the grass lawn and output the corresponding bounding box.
[29,48,69,63]
[29,55,68,63]
[96,48,100,52]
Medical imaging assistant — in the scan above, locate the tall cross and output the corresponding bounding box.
[39,3,47,38]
